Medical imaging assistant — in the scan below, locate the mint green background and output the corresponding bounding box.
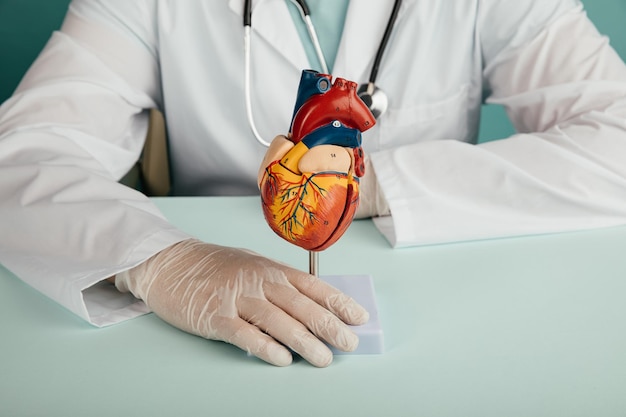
[0,0,625,142]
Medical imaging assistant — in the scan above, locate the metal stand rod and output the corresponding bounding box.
[309,251,319,277]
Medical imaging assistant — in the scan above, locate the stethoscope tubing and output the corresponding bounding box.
[243,25,269,146]
[243,0,328,146]
[369,0,402,85]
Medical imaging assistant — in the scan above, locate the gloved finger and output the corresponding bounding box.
[287,273,370,326]
[263,281,360,353]
[239,297,334,368]
[211,315,294,367]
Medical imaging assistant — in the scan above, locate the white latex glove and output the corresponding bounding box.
[355,155,390,219]
[115,238,369,367]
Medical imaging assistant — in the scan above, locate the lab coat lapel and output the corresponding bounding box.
[228,0,310,70]
[333,1,398,82]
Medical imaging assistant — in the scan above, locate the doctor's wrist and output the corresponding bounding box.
[355,155,390,219]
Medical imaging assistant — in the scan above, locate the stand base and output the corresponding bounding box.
[321,274,384,355]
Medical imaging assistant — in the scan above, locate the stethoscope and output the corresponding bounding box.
[243,0,402,147]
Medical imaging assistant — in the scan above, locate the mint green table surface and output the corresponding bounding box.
[2,196,626,416]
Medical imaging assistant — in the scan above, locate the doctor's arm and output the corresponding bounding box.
[0,6,187,324]
[0,4,367,367]
[360,4,626,247]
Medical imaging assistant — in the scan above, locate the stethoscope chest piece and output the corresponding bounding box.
[357,82,388,120]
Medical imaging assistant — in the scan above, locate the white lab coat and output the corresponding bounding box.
[1,0,626,326]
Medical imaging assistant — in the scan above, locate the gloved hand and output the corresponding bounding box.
[354,154,390,219]
[115,238,369,367]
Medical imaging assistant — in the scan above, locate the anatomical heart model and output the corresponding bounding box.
[258,70,376,251]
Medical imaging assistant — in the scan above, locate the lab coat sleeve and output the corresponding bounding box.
[0,3,191,327]
[370,2,626,247]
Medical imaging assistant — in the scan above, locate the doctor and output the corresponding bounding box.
[1,0,626,367]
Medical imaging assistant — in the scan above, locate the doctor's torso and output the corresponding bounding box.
[70,0,574,196]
